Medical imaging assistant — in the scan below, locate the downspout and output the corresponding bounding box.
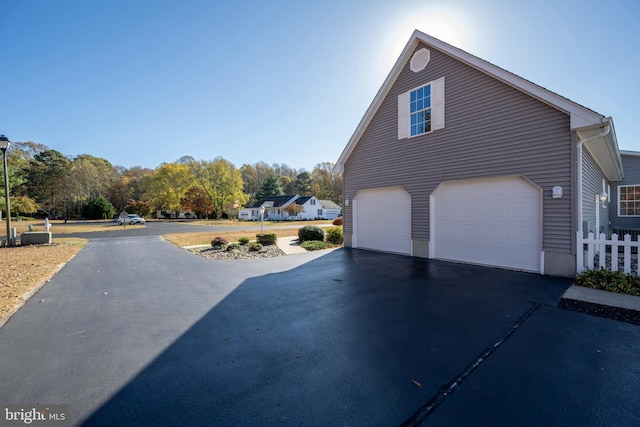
[576,122,611,235]
[575,123,611,273]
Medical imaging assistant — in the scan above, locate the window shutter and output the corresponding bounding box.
[398,91,409,139]
[431,76,445,131]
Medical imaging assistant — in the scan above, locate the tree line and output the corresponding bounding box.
[0,142,343,220]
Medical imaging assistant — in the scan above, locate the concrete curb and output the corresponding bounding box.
[562,285,640,312]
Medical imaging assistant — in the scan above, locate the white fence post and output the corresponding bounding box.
[611,233,619,272]
[576,231,638,275]
[576,231,584,273]
[598,233,606,269]
[587,232,595,270]
[624,234,632,274]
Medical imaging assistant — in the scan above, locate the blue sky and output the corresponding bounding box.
[1,0,638,171]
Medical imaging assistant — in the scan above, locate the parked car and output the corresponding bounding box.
[47,214,64,220]
[117,214,145,225]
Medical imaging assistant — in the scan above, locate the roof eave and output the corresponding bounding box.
[334,32,423,173]
[577,117,624,181]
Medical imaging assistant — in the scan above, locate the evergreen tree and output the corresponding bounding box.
[256,174,283,200]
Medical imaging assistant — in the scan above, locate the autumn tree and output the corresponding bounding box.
[191,157,247,219]
[180,186,214,218]
[124,199,153,218]
[295,171,312,195]
[11,196,39,219]
[282,203,304,219]
[62,155,117,216]
[26,149,71,214]
[310,162,343,204]
[108,166,153,210]
[144,162,194,212]
[240,164,260,198]
[0,145,29,213]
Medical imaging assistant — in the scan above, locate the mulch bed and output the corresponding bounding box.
[559,298,640,326]
[188,244,286,260]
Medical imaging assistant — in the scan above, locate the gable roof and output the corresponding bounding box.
[251,195,298,208]
[319,200,340,210]
[334,30,622,180]
[294,196,313,205]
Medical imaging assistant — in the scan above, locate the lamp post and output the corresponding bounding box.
[0,135,11,247]
[259,205,265,235]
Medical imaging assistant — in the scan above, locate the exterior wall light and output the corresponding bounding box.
[598,193,608,208]
[552,186,563,199]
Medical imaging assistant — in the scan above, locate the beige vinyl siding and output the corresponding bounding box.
[610,154,640,229]
[582,149,609,236]
[344,42,573,253]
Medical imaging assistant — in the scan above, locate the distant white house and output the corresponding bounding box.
[238,195,342,221]
[318,200,341,219]
[238,195,299,221]
[292,196,320,220]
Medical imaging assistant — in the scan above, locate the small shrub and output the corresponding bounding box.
[248,242,263,252]
[301,240,328,251]
[325,227,343,245]
[211,236,228,248]
[256,233,277,245]
[238,236,250,245]
[332,217,343,226]
[574,268,640,296]
[226,242,241,251]
[298,225,325,242]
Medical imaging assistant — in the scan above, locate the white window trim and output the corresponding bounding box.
[398,76,445,139]
[617,184,640,217]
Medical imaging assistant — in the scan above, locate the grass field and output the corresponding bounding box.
[0,238,87,323]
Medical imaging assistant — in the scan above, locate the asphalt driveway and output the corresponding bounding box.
[0,236,639,426]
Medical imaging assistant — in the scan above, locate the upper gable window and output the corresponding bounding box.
[618,185,640,216]
[410,85,431,136]
[410,48,430,73]
[398,76,445,139]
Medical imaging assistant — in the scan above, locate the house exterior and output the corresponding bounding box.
[293,196,320,220]
[334,30,628,277]
[239,195,298,221]
[239,195,343,221]
[609,151,640,237]
[318,200,341,220]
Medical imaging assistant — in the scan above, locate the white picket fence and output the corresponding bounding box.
[577,231,640,274]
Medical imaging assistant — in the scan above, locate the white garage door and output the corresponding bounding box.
[433,176,541,272]
[354,187,411,255]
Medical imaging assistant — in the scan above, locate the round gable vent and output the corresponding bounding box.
[410,48,430,73]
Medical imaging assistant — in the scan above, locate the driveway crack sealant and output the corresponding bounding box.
[400,303,542,427]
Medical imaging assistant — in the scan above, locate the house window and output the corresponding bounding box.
[310,199,316,205]
[410,85,431,136]
[317,209,323,216]
[398,76,444,139]
[619,185,640,216]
